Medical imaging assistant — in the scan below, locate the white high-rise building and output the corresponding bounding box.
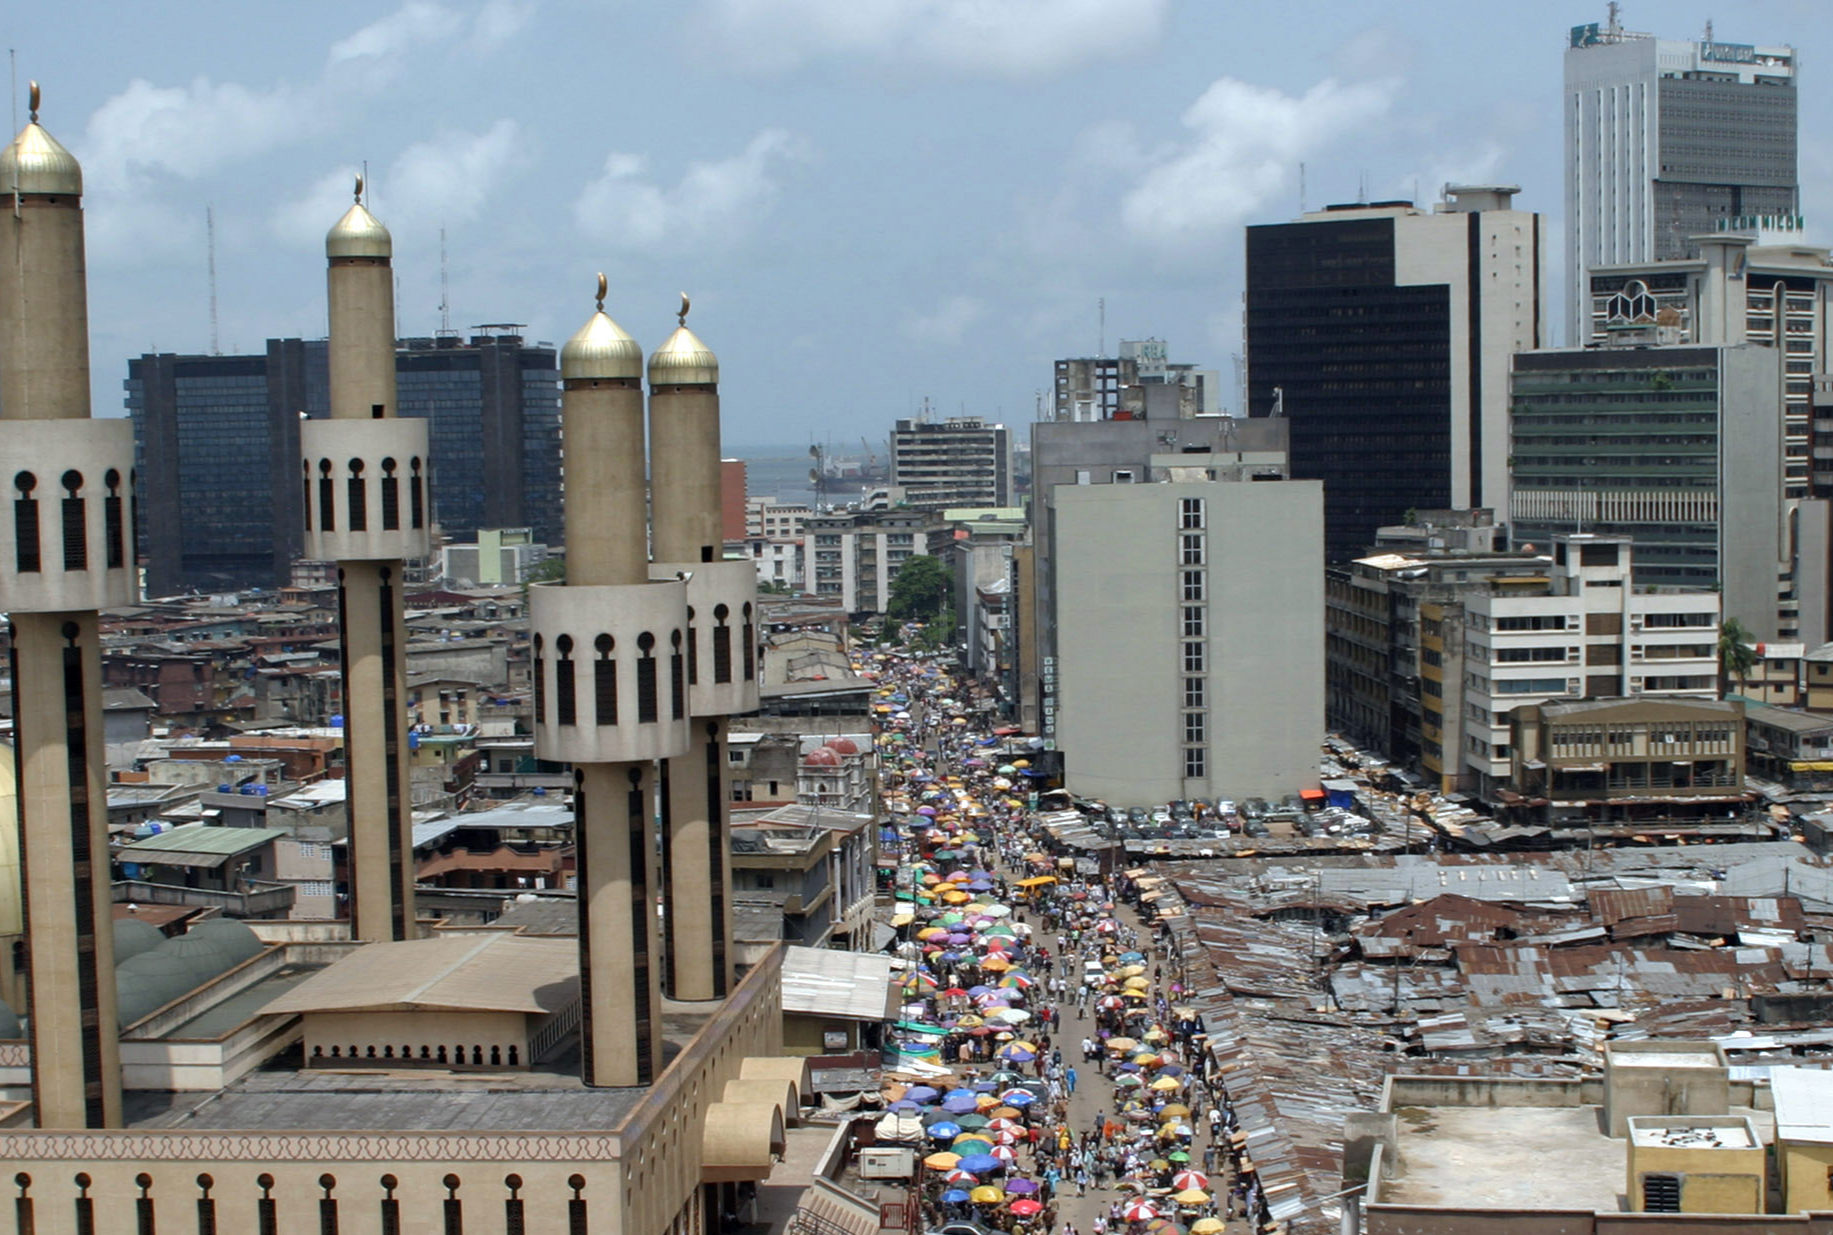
[1563,13,1798,342]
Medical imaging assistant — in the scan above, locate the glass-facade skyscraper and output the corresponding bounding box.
[129,332,561,595]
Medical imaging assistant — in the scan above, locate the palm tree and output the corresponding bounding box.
[1718,617,1759,700]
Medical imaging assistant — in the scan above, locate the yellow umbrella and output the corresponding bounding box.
[1143,1028,1168,1043]
[1150,1076,1181,1092]
[918,927,949,940]
[1192,1221,1225,1234]
[1123,975,1151,990]
[1120,964,1148,978]
[1124,989,1150,1000]
[989,1106,1023,1120]
[981,954,1013,971]
[1172,1190,1209,1206]
[969,1187,1005,1205]
[943,890,970,904]
[957,1014,984,1028]
[1106,1037,1139,1052]
[891,913,915,927]
[1160,1104,1191,1119]
[1133,1053,1160,1067]
[925,1152,961,1169]
[1008,1040,1039,1052]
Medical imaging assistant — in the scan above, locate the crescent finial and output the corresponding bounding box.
[596,272,607,311]
[678,293,691,327]
[354,174,364,204]
[27,82,39,124]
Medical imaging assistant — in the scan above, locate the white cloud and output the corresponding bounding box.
[906,295,986,345]
[1118,76,1401,250]
[81,77,310,190]
[702,0,1167,79]
[573,129,810,249]
[270,120,528,245]
[471,0,536,50]
[329,1,465,66]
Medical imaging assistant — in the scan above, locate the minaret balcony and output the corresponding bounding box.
[300,419,432,562]
[530,579,692,764]
[651,559,760,718]
[0,419,136,611]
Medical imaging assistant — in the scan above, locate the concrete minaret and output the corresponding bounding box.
[532,277,688,1085]
[0,84,135,1128]
[648,296,758,1001]
[300,178,427,942]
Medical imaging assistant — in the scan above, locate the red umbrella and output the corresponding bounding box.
[1121,1201,1158,1223]
[1171,1170,1209,1191]
[1009,1200,1044,1217]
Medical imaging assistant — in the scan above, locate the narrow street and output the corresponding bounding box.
[872,645,1264,1235]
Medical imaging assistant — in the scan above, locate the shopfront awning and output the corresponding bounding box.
[701,1101,786,1182]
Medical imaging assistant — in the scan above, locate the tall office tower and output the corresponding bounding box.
[1509,336,1786,641]
[128,334,560,593]
[129,340,315,594]
[1564,13,1798,342]
[1245,186,1545,564]
[1583,233,1832,499]
[0,86,132,1128]
[890,416,1014,508]
[299,182,428,942]
[397,331,562,544]
[649,298,758,1002]
[531,280,687,1085]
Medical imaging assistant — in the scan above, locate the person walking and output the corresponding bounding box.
[1066,1064,1078,1095]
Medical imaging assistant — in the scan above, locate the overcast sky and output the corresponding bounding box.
[12,0,1833,445]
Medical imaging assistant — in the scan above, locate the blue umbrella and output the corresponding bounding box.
[928,1122,963,1139]
[970,1080,997,1092]
[942,1092,979,1113]
[907,1086,941,1103]
[890,1100,922,1112]
[1001,1090,1037,1107]
[959,1155,1003,1174]
[943,1190,972,1204]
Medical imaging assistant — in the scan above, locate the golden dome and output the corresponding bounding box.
[562,275,643,380]
[326,177,392,258]
[1,85,82,197]
[648,295,718,386]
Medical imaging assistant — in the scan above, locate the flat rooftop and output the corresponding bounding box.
[1612,1050,1720,1069]
[127,999,717,1132]
[1381,1105,1623,1212]
[1628,1121,1754,1149]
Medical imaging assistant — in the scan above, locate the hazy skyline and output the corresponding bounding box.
[13,0,1833,441]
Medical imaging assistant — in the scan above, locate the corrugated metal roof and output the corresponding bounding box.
[781,945,896,1021]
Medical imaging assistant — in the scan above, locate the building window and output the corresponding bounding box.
[1183,713,1207,744]
[1183,677,1205,708]
[1182,641,1206,673]
[1179,498,1206,530]
[1182,606,1206,638]
[1179,534,1205,566]
[1183,747,1206,778]
[1181,571,1206,602]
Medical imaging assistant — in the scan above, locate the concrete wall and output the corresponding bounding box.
[1783,1139,1833,1215]
[1719,344,1786,640]
[1053,478,1322,804]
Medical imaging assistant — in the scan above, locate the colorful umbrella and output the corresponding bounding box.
[1172,1171,1208,1191]
[968,1186,1005,1204]
[1008,1200,1044,1217]
[1121,1201,1158,1222]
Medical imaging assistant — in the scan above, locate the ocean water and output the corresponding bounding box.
[730,443,875,507]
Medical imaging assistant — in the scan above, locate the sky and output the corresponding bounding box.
[11,0,1833,448]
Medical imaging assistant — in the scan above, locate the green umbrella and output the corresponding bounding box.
[955,1113,991,1130]
[1167,1151,1190,1163]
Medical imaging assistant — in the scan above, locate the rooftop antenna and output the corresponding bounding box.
[1705,19,1713,43]
[1098,297,1106,359]
[206,205,220,355]
[1607,2,1622,39]
[438,226,450,335]
[1358,170,1368,204]
[1299,161,1306,214]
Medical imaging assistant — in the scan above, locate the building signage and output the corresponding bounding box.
[1124,338,1169,382]
[1701,41,1757,63]
[1570,23,1601,48]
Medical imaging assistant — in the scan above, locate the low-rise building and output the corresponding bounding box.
[1507,697,1748,823]
[1460,534,1720,798]
[1745,703,1833,790]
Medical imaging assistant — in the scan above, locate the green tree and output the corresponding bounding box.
[1718,616,1759,699]
[886,554,952,623]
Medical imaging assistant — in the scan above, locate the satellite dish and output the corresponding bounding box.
[808,445,821,459]
[809,468,823,485]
